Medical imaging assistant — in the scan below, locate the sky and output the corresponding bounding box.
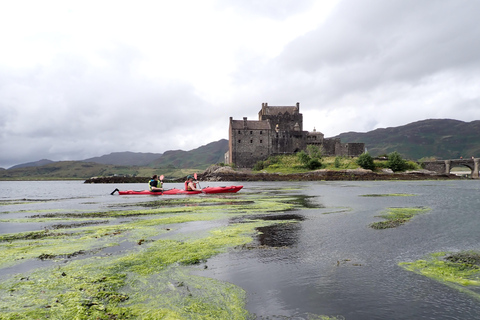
[1,0,480,169]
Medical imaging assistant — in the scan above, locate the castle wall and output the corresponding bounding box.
[228,117,271,168]
[345,143,366,156]
[322,138,340,156]
[271,131,307,154]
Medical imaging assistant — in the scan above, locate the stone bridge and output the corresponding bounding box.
[422,158,479,178]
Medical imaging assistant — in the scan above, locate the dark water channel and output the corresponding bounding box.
[196,180,480,319]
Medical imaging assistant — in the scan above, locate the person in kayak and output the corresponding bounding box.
[149,175,163,192]
[185,175,202,191]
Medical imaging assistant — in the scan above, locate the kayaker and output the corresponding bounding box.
[185,175,202,191]
[149,175,163,192]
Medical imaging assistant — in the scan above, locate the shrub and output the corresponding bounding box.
[253,161,264,171]
[297,150,310,165]
[357,153,375,170]
[405,160,419,170]
[334,156,341,168]
[306,145,323,159]
[306,158,322,170]
[387,151,408,172]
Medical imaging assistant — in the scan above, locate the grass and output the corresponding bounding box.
[255,155,361,174]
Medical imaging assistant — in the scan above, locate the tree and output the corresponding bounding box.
[387,151,408,172]
[356,153,375,170]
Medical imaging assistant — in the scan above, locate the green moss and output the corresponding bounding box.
[370,207,429,229]
[400,251,480,300]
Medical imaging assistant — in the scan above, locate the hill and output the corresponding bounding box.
[3,119,480,180]
[334,119,480,160]
[9,159,55,169]
[149,139,228,169]
[0,139,229,180]
[82,151,163,166]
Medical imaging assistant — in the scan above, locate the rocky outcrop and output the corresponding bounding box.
[84,167,462,183]
[84,176,149,183]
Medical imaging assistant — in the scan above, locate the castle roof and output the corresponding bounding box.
[231,119,270,130]
[261,106,298,116]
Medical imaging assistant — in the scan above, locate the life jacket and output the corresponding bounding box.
[185,181,196,191]
[149,179,155,191]
[149,179,162,191]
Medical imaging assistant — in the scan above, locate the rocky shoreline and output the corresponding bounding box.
[200,166,462,181]
[84,165,463,183]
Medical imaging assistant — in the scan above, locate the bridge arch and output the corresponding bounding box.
[422,158,479,178]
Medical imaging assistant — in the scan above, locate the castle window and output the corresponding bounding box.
[250,131,253,134]
[238,140,241,143]
[238,130,241,134]
[250,140,253,143]
[260,131,262,134]
[260,140,263,143]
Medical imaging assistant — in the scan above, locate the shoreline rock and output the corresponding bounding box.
[200,166,462,181]
[84,166,463,183]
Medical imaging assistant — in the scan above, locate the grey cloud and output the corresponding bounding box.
[280,0,480,85]
[0,45,216,168]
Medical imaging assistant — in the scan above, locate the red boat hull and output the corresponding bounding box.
[116,186,243,195]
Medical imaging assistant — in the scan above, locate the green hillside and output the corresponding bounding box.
[0,140,229,180]
[149,139,228,169]
[0,161,202,180]
[335,119,480,160]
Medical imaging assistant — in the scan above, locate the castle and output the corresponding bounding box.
[225,102,365,168]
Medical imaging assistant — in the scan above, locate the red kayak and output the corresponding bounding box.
[111,186,243,195]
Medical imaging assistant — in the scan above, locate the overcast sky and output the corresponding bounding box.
[1,0,480,168]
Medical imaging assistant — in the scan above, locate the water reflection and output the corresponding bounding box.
[256,215,304,248]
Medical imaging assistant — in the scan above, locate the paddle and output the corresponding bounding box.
[110,188,119,195]
[194,173,202,190]
[159,175,164,194]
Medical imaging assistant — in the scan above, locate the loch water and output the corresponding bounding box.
[1,180,480,319]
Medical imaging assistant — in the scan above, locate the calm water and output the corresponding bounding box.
[1,180,480,319]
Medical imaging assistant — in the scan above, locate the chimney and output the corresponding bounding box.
[243,117,247,129]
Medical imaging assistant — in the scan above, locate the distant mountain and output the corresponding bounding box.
[149,139,229,169]
[83,151,163,166]
[4,119,480,179]
[9,159,55,169]
[334,119,480,160]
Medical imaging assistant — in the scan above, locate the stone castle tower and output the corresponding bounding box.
[226,102,365,168]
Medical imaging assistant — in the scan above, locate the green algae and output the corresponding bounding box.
[0,217,111,223]
[306,315,345,320]
[0,199,48,206]
[400,251,480,301]
[0,192,314,318]
[0,193,307,270]
[361,193,416,197]
[370,206,430,229]
[0,220,289,319]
